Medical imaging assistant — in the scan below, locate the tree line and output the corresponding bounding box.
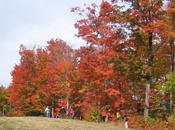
[1,0,175,124]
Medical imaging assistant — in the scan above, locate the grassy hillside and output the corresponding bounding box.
[0,117,134,130]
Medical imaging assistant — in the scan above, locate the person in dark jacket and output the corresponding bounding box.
[60,106,66,118]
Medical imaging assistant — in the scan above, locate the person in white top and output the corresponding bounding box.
[124,115,129,129]
[45,106,50,118]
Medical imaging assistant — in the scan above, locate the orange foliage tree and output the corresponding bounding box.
[72,2,133,118]
[8,39,75,116]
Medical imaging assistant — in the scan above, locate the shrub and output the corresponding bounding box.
[8,110,25,116]
[26,111,43,116]
[146,116,161,127]
[167,114,175,126]
[143,115,175,130]
[129,115,145,129]
[88,107,102,122]
[147,121,168,130]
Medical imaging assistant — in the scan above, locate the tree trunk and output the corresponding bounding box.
[170,92,173,113]
[66,94,70,116]
[52,107,54,118]
[144,81,151,118]
[144,32,153,118]
[169,1,175,113]
[51,98,55,118]
[170,39,174,113]
[2,106,4,116]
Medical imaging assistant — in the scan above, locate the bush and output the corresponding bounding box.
[129,116,163,129]
[144,116,175,130]
[88,107,102,122]
[8,110,25,116]
[146,116,161,127]
[167,114,175,126]
[124,115,175,130]
[147,121,168,130]
[26,111,43,116]
[129,115,145,129]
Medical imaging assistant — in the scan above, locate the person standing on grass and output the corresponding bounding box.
[116,111,122,121]
[45,106,50,118]
[69,107,75,119]
[101,111,107,122]
[123,115,129,129]
[60,106,66,118]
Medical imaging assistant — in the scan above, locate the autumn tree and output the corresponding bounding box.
[73,0,175,119]
[43,39,74,117]
[110,0,174,118]
[0,86,10,116]
[165,0,175,113]
[8,45,39,115]
[8,39,75,116]
[72,2,134,118]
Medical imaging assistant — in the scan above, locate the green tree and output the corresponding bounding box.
[161,73,175,113]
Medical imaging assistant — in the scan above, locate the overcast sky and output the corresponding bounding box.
[0,0,102,86]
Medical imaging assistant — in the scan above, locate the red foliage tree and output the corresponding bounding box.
[72,2,132,118]
[8,39,75,116]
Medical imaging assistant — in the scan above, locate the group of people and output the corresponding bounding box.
[116,112,129,129]
[45,106,128,128]
[101,111,129,129]
[45,106,67,118]
[44,106,82,119]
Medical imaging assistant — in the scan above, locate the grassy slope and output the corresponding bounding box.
[0,117,134,130]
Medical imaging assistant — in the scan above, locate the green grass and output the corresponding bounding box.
[0,117,135,130]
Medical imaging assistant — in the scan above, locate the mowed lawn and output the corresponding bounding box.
[0,117,135,130]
